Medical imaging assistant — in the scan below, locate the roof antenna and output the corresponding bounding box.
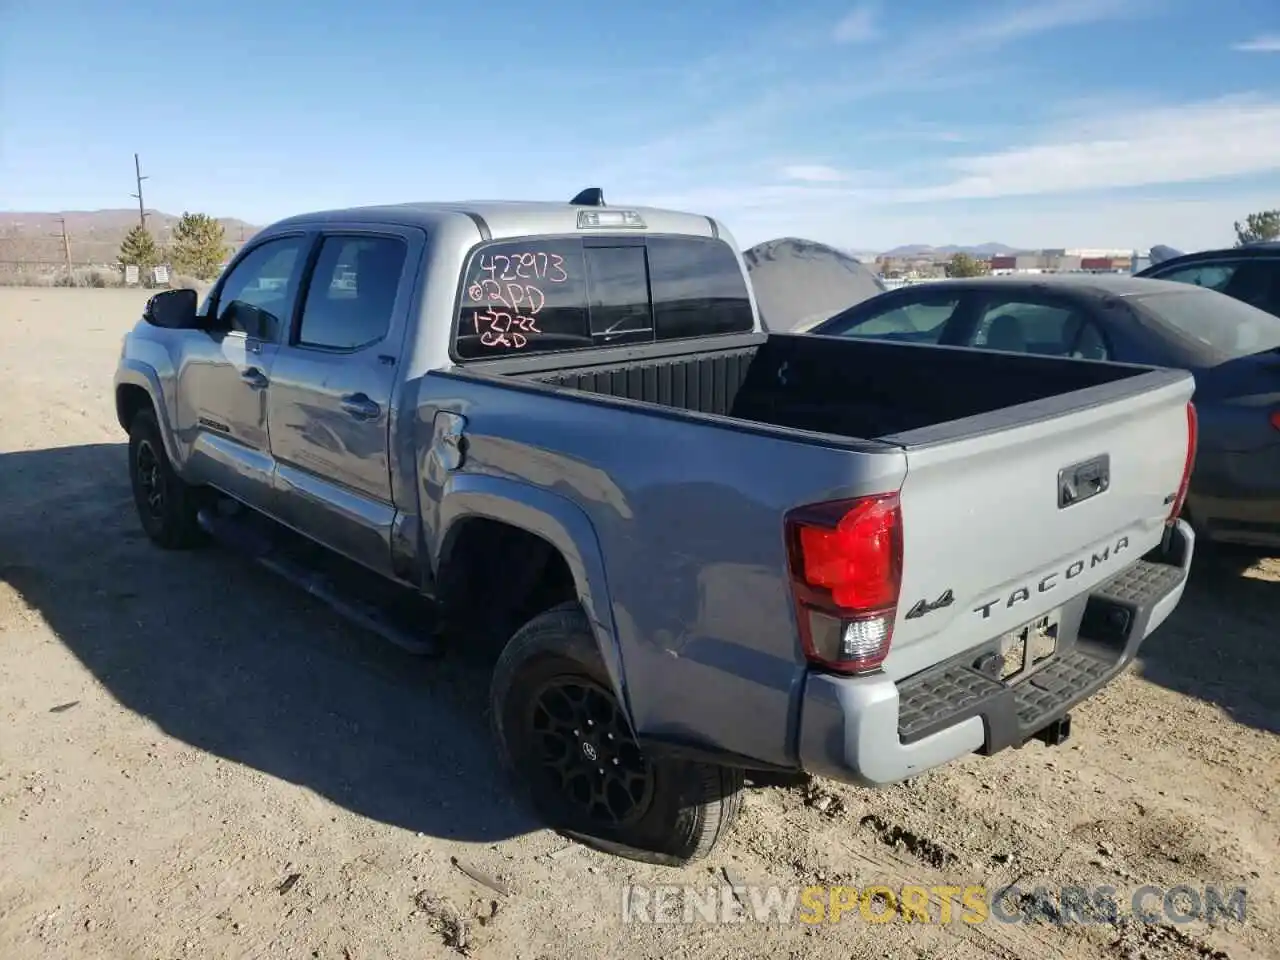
[570,187,605,207]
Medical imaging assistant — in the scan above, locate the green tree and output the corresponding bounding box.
[118,224,159,268]
[945,252,990,278]
[170,212,230,280]
[1234,209,1280,246]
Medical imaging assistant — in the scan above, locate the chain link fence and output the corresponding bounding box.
[0,259,186,288]
[0,233,245,288]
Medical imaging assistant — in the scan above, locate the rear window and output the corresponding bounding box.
[1133,288,1280,360]
[454,236,754,358]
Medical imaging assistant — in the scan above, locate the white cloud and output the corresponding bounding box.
[638,93,1280,251]
[878,0,1150,75]
[781,164,849,182]
[812,0,1149,116]
[652,96,1280,210]
[610,0,1143,185]
[832,4,878,44]
[1233,34,1280,52]
[579,1,1280,257]
[856,122,972,145]
[648,187,1273,254]
[892,96,1280,201]
[952,0,1138,45]
[597,0,1262,253]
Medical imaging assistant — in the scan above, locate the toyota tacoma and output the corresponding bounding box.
[114,191,1198,864]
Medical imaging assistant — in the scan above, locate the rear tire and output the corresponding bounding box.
[127,408,208,549]
[490,602,743,865]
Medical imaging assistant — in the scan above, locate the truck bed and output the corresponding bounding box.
[521,332,1156,442]
[486,330,1194,683]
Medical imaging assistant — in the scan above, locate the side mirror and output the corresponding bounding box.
[143,288,200,329]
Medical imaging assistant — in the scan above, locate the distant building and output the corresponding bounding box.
[1064,248,1132,259]
[880,277,947,290]
[1079,255,1132,273]
[878,246,1140,277]
[990,253,1049,272]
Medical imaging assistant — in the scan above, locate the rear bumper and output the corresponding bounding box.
[795,519,1195,787]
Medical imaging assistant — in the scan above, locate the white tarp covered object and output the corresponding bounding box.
[742,237,886,332]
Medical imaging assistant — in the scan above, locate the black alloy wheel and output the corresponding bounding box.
[525,673,656,828]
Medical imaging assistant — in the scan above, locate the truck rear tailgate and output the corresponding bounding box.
[882,368,1195,680]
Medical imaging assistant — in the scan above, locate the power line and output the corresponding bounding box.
[43,218,74,283]
[56,218,73,282]
[130,153,149,229]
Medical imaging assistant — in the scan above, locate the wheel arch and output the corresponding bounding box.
[115,362,180,464]
[433,473,628,716]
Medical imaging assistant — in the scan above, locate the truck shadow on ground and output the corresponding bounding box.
[1134,548,1280,736]
[0,442,539,845]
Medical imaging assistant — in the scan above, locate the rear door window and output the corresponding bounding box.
[455,236,754,358]
[296,235,407,350]
[1219,260,1280,317]
[966,298,1109,358]
[816,294,961,344]
[1152,258,1280,319]
[1150,261,1241,292]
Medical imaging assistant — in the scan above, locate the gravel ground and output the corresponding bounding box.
[1,288,1277,960]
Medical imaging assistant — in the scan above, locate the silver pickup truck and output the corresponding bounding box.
[114,193,1198,864]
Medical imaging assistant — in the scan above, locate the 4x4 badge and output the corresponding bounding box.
[905,589,955,619]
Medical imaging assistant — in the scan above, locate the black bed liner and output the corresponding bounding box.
[517,333,1150,440]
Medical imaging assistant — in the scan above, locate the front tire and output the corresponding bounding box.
[490,602,744,865]
[127,408,208,549]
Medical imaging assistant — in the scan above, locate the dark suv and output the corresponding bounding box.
[1136,242,1280,317]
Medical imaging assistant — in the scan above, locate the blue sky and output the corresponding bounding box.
[2,0,1278,251]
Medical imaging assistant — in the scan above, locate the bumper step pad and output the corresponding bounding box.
[897,557,1184,746]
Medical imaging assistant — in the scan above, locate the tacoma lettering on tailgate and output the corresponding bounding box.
[972,535,1131,620]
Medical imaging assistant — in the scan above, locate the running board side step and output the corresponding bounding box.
[196,506,441,658]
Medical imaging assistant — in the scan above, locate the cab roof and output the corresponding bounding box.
[268,198,724,243]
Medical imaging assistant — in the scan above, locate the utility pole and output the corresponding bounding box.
[130,153,149,229]
[57,218,74,284]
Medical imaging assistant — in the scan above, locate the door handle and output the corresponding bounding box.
[240,367,269,389]
[340,393,381,420]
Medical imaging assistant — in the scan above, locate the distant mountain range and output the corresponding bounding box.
[0,208,1022,268]
[878,242,1020,258]
[0,209,260,266]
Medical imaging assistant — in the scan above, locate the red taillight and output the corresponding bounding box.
[1167,401,1198,524]
[1270,410,1280,431]
[785,493,903,675]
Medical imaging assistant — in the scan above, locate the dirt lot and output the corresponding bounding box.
[1,287,1277,960]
